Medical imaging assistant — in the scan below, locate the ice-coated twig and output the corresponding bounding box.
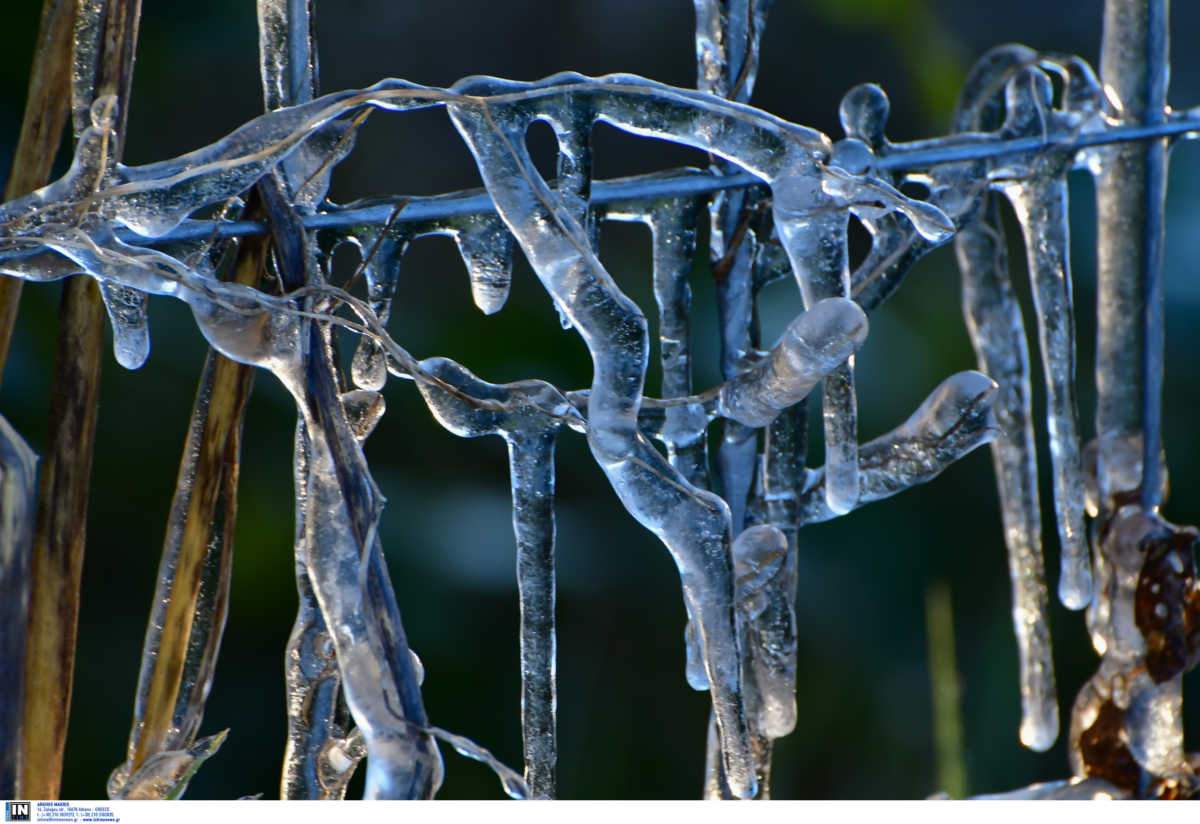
[291,325,442,799]
[111,729,228,801]
[953,44,1058,753]
[281,390,381,799]
[695,0,773,539]
[244,67,441,794]
[0,415,38,798]
[257,0,317,113]
[600,195,709,488]
[1136,0,1170,512]
[108,344,253,799]
[1064,0,1189,794]
[5,38,1197,800]
[692,0,772,103]
[415,356,578,799]
[446,79,760,797]
[1093,1,1163,505]
[258,4,388,800]
[707,412,806,799]
[797,372,1000,525]
[68,96,1200,250]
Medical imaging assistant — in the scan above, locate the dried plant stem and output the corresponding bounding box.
[18,276,104,800]
[18,0,142,799]
[130,235,265,772]
[0,0,76,387]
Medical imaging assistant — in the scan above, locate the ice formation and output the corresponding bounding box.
[1,0,1197,803]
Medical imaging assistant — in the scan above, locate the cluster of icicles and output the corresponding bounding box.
[1,3,1198,798]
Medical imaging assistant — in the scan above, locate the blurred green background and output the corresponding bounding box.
[3,0,1200,800]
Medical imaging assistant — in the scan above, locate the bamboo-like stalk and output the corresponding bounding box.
[18,0,142,800]
[0,0,75,387]
[124,232,265,780]
[18,275,104,800]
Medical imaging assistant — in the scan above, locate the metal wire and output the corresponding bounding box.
[117,109,1200,249]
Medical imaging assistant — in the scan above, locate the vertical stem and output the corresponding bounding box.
[19,277,104,800]
[123,237,263,780]
[1139,0,1168,509]
[19,0,141,799]
[1095,0,1169,504]
[0,0,75,387]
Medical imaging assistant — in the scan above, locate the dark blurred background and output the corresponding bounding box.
[3,0,1200,801]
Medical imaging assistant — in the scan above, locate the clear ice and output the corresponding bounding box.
[415,356,575,799]
[1,0,1190,797]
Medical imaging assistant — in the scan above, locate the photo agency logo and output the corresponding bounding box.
[4,802,29,822]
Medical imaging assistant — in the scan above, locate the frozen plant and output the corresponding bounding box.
[0,0,1197,801]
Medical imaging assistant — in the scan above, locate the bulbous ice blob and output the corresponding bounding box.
[718,297,868,428]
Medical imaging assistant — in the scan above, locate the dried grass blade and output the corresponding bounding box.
[18,0,142,799]
[0,0,76,387]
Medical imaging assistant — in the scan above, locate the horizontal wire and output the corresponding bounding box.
[120,109,1200,248]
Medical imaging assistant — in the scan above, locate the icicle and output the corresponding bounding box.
[415,356,577,800]
[99,282,150,369]
[953,45,1058,753]
[346,225,410,390]
[448,211,516,314]
[0,415,38,797]
[601,197,709,488]
[798,371,1000,525]
[730,524,790,735]
[996,68,1090,610]
[446,87,761,798]
[604,197,714,695]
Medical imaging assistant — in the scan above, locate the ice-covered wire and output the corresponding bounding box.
[96,110,1200,249]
